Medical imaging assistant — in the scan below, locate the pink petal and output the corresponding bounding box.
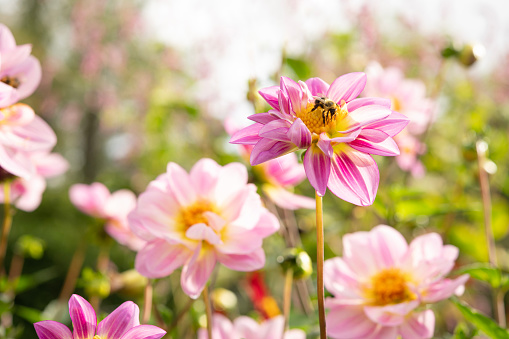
[305,77,330,96]
[303,144,331,196]
[198,313,235,339]
[364,111,410,137]
[0,145,34,179]
[69,183,110,218]
[250,138,297,166]
[120,325,166,339]
[264,153,306,187]
[217,248,265,271]
[262,185,315,210]
[189,158,221,200]
[284,329,307,339]
[135,240,191,278]
[343,105,392,133]
[323,257,364,302]
[34,321,73,339]
[34,152,69,178]
[0,103,34,125]
[288,118,312,148]
[258,119,292,142]
[258,315,284,338]
[166,162,196,206]
[217,225,263,254]
[364,300,420,326]
[280,76,303,115]
[399,310,435,339]
[347,97,391,112]
[186,224,222,245]
[0,82,17,107]
[328,147,379,206]
[104,189,136,219]
[233,316,260,338]
[349,130,400,156]
[251,209,280,237]
[97,301,140,339]
[68,294,97,339]
[0,113,56,152]
[229,123,263,145]
[327,72,367,103]
[0,24,16,50]
[204,211,227,232]
[181,245,217,299]
[247,112,278,125]
[220,184,262,230]
[214,162,249,206]
[325,303,378,339]
[13,175,45,212]
[0,44,31,70]
[258,85,280,109]
[8,56,42,100]
[421,274,469,303]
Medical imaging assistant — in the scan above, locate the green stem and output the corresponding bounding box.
[203,285,213,339]
[316,192,326,339]
[0,183,13,277]
[283,268,293,338]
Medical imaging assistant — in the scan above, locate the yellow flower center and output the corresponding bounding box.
[176,200,219,231]
[366,268,416,306]
[391,96,402,112]
[93,336,101,339]
[296,98,348,135]
[1,75,20,89]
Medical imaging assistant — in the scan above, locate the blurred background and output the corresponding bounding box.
[1,0,509,337]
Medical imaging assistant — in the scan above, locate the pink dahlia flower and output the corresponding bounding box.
[0,24,42,107]
[230,74,409,206]
[129,158,279,299]
[34,294,166,339]
[198,314,305,339]
[69,182,145,251]
[324,225,469,339]
[225,119,314,210]
[0,151,68,211]
[0,104,57,178]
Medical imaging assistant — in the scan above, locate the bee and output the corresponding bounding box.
[310,97,339,125]
[0,76,20,89]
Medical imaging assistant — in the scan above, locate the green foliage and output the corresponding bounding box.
[452,298,509,339]
[455,264,509,290]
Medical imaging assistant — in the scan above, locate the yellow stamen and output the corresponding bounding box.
[365,268,416,306]
[175,200,219,232]
[296,98,348,135]
[93,336,101,339]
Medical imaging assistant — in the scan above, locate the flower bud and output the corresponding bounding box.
[15,235,45,259]
[277,248,313,280]
[81,267,110,299]
[211,288,237,312]
[110,269,148,297]
[458,43,485,67]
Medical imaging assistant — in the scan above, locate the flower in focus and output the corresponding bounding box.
[0,151,68,211]
[0,104,57,178]
[364,62,433,177]
[129,158,279,298]
[324,225,469,339]
[0,24,42,107]
[230,74,409,206]
[69,182,145,251]
[197,314,305,339]
[34,294,166,339]
[225,119,314,210]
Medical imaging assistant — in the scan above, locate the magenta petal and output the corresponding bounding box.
[303,144,331,196]
[258,119,291,141]
[305,77,330,96]
[181,245,217,299]
[327,72,367,103]
[120,325,166,339]
[280,76,302,114]
[247,112,278,125]
[250,138,297,166]
[345,105,392,132]
[365,110,410,137]
[258,85,280,109]
[230,123,263,145]
[346,97,391,112]
[349,130,400,156]
[288,119,311,148]
[68,294,97,339]
[135,240,191,278]
[34,321,72,339]
[97,301,140,339]
[217,248,265,271]
[317,134,333,157]
[328,148,379,206]
[399,310,435,339]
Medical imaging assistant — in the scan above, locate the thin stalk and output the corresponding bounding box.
[315,192,326,339]
[90,245,110,312]
[203,285,213,339]
[283,268,293,338]
[142,280,153,324]
[59,241,87,302]
[0,183,13,277]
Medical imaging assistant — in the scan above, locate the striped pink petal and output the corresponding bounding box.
[327,72,367,103]
[68,294,97,339]
[349,129,400,156]
[343,105,392,133]
[181,244,217,299]
[303,144,331,196]
[247,112,278,125]
[97,301,140,339]
[258,85,280,109]
[364,300,420,326]
[346,97,391,112]
[250,138,297,166]
[120,325,166,339]
[364,110,410,137]
[34,321,72,339]
[258,119,291,141]
[135,240,191,278]
[325,303,378,339]
[288,118,311,148]
[398,310,435,339]
[305,77,330,96]
[217,248,265,271]
[230,123,263,145]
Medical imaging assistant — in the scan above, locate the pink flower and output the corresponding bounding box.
[225,119,314,210]
[0,104,57,178]
[323,225,469,339]
[198,314,305,339]
[34,294,166,339]
[69,182,145,251]
[0,151,68,211]
[230,74,409,206]
[129,158,279,298]
[0,24,42,107]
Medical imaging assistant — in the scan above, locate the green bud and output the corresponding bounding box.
[211,288,237,311]
[458,43,485,67]
[277,248,313,280]
[15,235,45,259]
[81,267,110,299]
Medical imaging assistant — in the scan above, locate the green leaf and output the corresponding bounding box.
[452,298,509,339]
[455,264,509,290]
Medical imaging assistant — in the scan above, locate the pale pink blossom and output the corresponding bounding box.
[69,182,145,251]
[34,294,165,339]
[231,74,409,206]
[129,158,279,298]
[0,152,68,211]
[198,314,305,339]
[0,24,42,107]
[324,225,469,339]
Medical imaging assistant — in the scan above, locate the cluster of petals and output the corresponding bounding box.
[0,151,68,211]
[34,294,165,339]
[231,73,409,206]
[324,225,469,339]
[364,62,434,177]
[198,314,305,339]
[225,119,314,210]
[128,158,279,298]
[69,182,145,251]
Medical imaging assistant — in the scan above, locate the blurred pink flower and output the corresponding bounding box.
[324,225,469,339]
[395,134,426,178]
[198,314,305,339]
[231,74,409,206]
[0,104,57,178]
[69,182,145,251]
[34,294,166,339]
[225,119,313,210]
[0,24,42,107]
[0,152,68,211]
[129,158,279,299]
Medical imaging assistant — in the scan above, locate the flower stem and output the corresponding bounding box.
[0,183,13,277]
[315,192,326,339]
[142,280,153,324]
[59,241,87,302]
[283,268,293,338]
[203,285,214,339]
